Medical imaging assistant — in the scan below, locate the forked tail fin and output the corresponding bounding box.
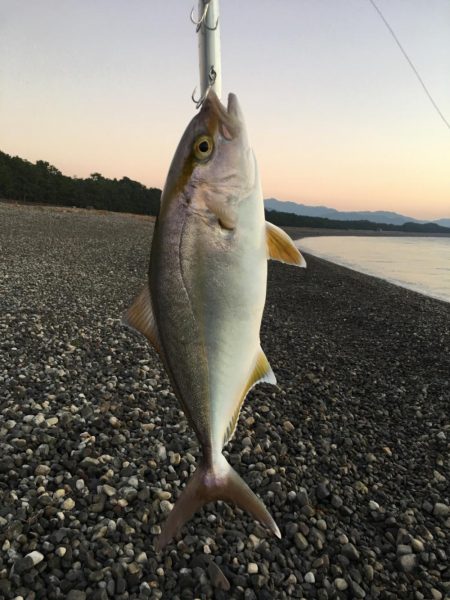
[155,453,281,551]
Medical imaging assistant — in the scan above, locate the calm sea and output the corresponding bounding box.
[296,236,450,304]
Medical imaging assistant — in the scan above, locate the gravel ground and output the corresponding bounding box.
[1,202,449,600]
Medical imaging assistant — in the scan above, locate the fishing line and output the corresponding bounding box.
[368,0,450,131]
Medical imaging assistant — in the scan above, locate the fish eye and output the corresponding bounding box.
[194,135,214,161]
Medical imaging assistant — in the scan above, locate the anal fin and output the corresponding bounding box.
[122,285,162,356]
[223,348,277,445]
[249,348,277,388]
[266,221,306,267]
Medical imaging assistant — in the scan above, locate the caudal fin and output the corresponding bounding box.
[155,453,281,551]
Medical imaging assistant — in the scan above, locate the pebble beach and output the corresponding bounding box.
[1,202,449,599]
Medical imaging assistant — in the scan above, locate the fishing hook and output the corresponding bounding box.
[205,19,219,32]
[192,66,217,109]
[190,1,219,33]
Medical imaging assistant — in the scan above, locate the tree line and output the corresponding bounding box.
[265,209,450,234]
[1,149,449,234]
[0,150,161,216]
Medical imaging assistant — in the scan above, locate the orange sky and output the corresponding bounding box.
[1,1,449,220]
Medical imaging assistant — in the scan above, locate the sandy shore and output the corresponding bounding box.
[1,202,449,599]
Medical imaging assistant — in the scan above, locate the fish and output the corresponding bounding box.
[124,90,306,550]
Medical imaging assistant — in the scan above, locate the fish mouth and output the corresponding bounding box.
[226,93,241,119]
[200,90,242,139]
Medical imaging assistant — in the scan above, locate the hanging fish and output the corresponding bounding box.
[124,91,305,550]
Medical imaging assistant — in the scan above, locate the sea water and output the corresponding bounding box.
[296,236,450,304]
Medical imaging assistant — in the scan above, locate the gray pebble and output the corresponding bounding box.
[398,554,417,573]
[304,571,315,584]
[433,503,449,517]
[342,543,360,561]
[335,578,348,591]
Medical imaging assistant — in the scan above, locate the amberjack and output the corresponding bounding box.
[124,91,305,550]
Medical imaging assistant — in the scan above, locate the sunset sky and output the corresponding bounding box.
[1,1,449,220]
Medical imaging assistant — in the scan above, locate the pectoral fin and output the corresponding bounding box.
[205,196,236,230]
[266,221,306,267]
[223,348,277,445]
[122,286,162,355]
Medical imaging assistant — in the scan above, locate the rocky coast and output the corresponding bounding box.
[1,203,449,599]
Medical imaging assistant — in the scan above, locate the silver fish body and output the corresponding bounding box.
[125,91,305,549]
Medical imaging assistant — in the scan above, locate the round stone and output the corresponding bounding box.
[159,500,173,513]
[35,464,51,476]
[342,542,360,561]
[334,577,348,592]
[27,551,44,566]
[398,554,417,573]
[304,571,315,584]
[62,498,75,510]
[433,503,449,517]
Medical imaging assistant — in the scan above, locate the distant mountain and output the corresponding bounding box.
[265,209,450,235]
[264,199,449,227]
[434,218,450,228]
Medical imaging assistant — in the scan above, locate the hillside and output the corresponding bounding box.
[264,198,449,228]
[265,209,450,235]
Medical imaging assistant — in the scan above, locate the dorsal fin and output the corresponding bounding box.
[122,286,162,355]
[266,221,306,267]
[223,348,277,446]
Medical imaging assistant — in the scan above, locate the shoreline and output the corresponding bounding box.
[300,250,450,307]
[285,225,450,239]
[292,245,450,307]
[1,203,449,598]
